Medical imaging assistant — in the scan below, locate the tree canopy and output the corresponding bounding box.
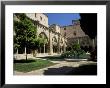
[14,13,48,55]
[14,13,37,49]
[80,13,97,39]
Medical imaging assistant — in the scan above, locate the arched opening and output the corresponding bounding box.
[38,32,48,54]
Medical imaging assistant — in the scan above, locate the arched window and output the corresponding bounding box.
[39,32,48,43]
[52,37,57,46]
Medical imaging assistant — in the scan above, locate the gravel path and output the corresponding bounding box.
[14,61,96,75]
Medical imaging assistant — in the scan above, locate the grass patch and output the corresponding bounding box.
[14,59,56,72]
[39,56,64,61]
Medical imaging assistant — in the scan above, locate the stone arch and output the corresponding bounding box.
[52,36,58,53]
[38,32,49,53]
[52,36,57,45]
[39,32,48,42]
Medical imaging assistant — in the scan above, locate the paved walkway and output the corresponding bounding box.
[14,61,96,75]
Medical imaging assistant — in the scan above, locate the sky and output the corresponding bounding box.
[46,13,80,26]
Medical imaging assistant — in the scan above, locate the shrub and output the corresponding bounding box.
[61,43,86,58]
[61,51,72,58]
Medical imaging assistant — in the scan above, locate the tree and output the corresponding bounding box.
[80,13,97,39]
[14,13,37,60]
[29,37,47,57]
[80,14,97,61]
[71,43,85,58]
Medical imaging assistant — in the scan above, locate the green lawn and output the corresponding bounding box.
[14,59,56,72]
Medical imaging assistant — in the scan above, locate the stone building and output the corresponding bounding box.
[14,13,96,59]
[60,20,95,51]
[14,13,67,58]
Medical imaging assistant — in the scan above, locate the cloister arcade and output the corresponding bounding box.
[14,13,67,59]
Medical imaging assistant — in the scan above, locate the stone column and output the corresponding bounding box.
[63,43,66,53]
[58,35,60,54]
[61,46,63,53]
[63,37,66,53]
[77,38,80,44]
[44,44,45,54]
[58,45,60,54]
[25,47,26,54]
[49,30,53,55]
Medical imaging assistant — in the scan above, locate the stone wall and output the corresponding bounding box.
[60,20,94,49]
[26,13,48,27]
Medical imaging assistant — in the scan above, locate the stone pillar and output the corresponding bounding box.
[58,35,60,54]
[63,43,66,53]
[25,47,26,54]
[78,38,79,44]
[49,30,53,55]
[63,37,66,53]
[58,45,60,54]
[61,46,63,53]
[44,44,45,54]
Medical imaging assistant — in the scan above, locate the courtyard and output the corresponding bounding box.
[13,13,97,75]
[14,54,97,75]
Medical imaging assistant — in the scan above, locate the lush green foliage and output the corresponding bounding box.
[61,43,87,58]
[14,13,48,58]
[14,59,55,72]
[14,14,37,49]
[14,14,46,55]
[61,51,73,58]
